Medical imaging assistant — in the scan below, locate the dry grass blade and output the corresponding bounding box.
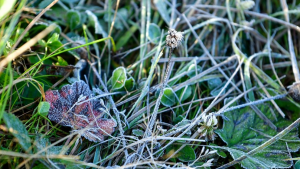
[280,0,300,82]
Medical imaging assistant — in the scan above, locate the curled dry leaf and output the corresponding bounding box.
[45,81,117,142]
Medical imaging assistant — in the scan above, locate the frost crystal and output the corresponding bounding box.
[45,81,117,142]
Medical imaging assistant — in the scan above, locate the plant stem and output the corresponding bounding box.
[146,48,174,136]
[280,0,300,82]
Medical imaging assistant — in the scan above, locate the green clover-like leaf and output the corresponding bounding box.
[110,67,127,90]
[147,23,161,44]
[37,101,50,116]
[66,10,81,31]
[132,129,144,137]
[161,87,176,107]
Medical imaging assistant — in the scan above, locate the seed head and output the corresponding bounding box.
[198,113,218,141]
[166,28,183,49]
[288,82,300,102]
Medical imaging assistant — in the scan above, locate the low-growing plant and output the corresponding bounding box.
[1,0,300,168]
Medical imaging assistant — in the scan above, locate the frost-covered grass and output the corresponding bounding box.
[1,0,300,168]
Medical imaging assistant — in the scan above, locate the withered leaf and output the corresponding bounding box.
[45,81,117,142]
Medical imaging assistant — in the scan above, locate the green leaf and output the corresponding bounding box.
[137,78,147,89]
[161,88,176,107]
[177,145,196,162]
[38,39,47,47]
[38,0,52,9]
[147,23,161,44]
[66,10,81,31]
[176,85,192,102]
[56,56,68,66]
[61,0,80,4]
[35,136,66,155]
[93,145,101,164]
[164,144,196,162]
[124,77,136,91]
[47,33,59,44]
[217,150,227,158]
[207,78,222,90]
[110,67,127,90]
[103,8,128,30]
[295,161,300,169]
[215,98,299,169]
[3,39,13,55]
[210,82,226,96]
[16,80,45,106]
[210,143,227,158]
[86,10,107,37]
[37,101,50,116]
[153,0,170,24]
[32,163,47,169]
[216,146,291,169]
[38,1,66,22]
[164,145,178,162]
[173,119,192,136]
[3,112,31,152]
[187,64,201,78]
[14,28,29,42]
[275,99,299,117]
[132,129,144,137]
[173,115,184,124]
[115,8,128,30]
[116,25,138,50]
[28,54,52,65]
[46,33,63,52]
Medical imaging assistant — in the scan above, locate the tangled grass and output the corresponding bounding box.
[1,0,300,168]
